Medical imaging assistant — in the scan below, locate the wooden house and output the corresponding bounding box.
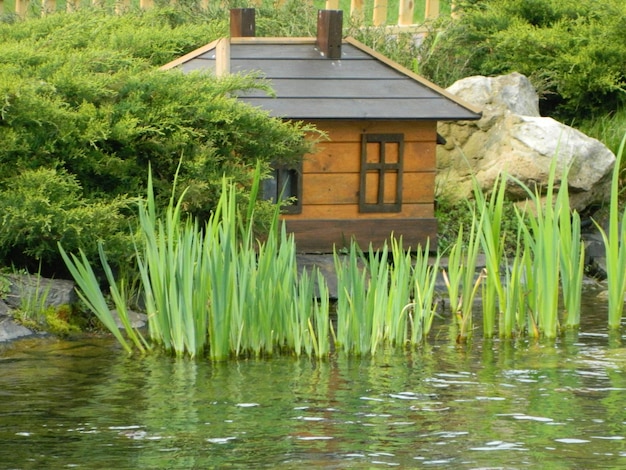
[160,9,481,253]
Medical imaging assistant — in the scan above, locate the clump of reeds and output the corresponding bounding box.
[61,163,331,359]
[594,134,626,329]
[441,151,588,339]
[333,237,441,354]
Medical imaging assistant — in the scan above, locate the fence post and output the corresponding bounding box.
[350,0,364,21]
[373,0,388,26]
[425,0,439,19]
[397,0,414,26]
[115,0,131,14]
[140,0,154,8]
[42,0,56,14]
[15,0,28,16]
[325,0,339,9]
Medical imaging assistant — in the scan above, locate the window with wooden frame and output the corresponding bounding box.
[261,162,302,214]
[359,133,404,213]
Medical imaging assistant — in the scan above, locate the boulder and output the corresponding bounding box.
[4,274,77,310]
[0,315,36,342]
[437,72,615,212]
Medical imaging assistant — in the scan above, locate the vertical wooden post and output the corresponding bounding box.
[65,0,79,12]
[398,0,414,26]
[373,0,388,26]
[215,38,230,77]
[451,1,460,19]
[115,0,131,14]
[42,0,56,14]
[230,8,256,38]
[350,0,364,22]
[317,9,343,59]
[140,0,154,9]
[325,0,339,9]
[425,0,439,19]
[15,0,28,17]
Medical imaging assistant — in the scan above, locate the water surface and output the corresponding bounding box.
[1,300,626,469]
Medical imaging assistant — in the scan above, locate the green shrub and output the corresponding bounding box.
[0,8,319,272]
[0,168,135,273]
[416,0,626,120]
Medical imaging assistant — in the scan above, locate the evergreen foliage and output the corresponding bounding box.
[0,7,319,271]
[417,0,626,119]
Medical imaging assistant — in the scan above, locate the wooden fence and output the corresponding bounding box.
[5,0,454,26]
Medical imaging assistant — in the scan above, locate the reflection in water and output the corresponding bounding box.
[0,302,626,468]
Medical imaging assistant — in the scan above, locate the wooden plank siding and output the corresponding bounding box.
[283,219,437,252]
[155,13,481,252]
[282,120,438,252]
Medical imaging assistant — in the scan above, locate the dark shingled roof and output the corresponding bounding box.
[160,37,482,121]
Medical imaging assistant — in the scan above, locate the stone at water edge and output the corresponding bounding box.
[436,72,615,214]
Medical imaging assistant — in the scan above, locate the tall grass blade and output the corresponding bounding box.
[594,133,626,329]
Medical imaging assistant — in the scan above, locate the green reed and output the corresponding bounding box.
[511,156,586,337]
[61,163,331,359]
[594,134,626,329]
[333,238,439,354]
[403,239,441,343]
[474,174,507,338]
[441,209,483,342]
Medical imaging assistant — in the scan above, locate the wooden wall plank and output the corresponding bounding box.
[284,218,437,252]
[301,172,434,205]
[305,141,435,173]
[283,203,433,220]
[309,120,436,142]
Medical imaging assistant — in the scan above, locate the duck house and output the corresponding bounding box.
[161,8,481,252]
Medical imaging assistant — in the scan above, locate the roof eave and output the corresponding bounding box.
[343,36,482,119]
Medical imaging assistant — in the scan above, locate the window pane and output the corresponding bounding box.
[384,142,399,164]
[365,171,380,204]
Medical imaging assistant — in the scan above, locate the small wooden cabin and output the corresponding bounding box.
[161,9,481,253]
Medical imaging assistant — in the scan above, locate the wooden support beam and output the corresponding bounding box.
[317,9,343,59]
[66,0,79,11]
[325,0,339,9]
[215,38,230,77]
[373,0,388,26]
[15,0,28,17]
[398,0,414,26]
[425,0,439,19]
[115,0,131,14]
[350,0,364,21]
[42,0,56,14]
[230,8,256,38]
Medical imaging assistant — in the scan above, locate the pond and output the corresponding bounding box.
[1,295,626,469]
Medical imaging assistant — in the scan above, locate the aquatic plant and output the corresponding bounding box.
[474,174,507,338]
[441,210,483,342]
[61,163,331,359]
[594,134,626,329]
[403,238,441,344]
[509,154,586,337]
[333,237,440,355]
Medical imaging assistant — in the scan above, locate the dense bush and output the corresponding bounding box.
[416,0,626,120]
[0,7,320,272]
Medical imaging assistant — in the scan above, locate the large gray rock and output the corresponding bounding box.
[4,274,77,309]
[437,73,615,211]
[0,316,35,342]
